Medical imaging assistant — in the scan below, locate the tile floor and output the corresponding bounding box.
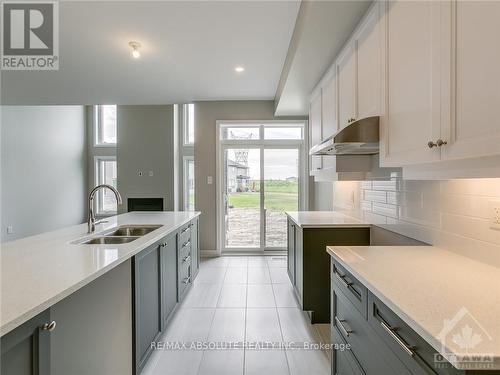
[142,255,331,375]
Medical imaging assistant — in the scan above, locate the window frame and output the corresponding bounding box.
[94,156,118,215]
[182,103,195,146]
[93,105,117,147]
[183,156,195,211]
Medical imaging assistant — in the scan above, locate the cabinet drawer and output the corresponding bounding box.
[178,261,191,299]
[368,292,458,375]
[179,223,191,245]
[334,290,412,375]
[332,261,368,318]
[331,322,365,375]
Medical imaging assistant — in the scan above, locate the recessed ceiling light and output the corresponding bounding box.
[129,41,141,59]
[235,66,245,73]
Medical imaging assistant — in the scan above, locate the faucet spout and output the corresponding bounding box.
[87,184,122,233]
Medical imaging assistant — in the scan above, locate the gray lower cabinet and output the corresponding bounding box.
[134,239,163,374]
[190,217,200,279]
[1,309,52,375]
[287,218,370,323]
[160,232,178,330]
[330,258,500,375]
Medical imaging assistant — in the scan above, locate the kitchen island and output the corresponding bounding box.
[1,211,200,375]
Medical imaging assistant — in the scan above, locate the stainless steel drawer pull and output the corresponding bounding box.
[335,316,353,337]
[182,276,191,284]
[42,321,57,332]
[334,270,352,288]
[183,240,191,248]
[181,227,190,234]
[160,242,167,248]
[380,320,415,357]
[183,255,191,263]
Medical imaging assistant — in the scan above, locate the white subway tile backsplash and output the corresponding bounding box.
[333,178,500,266]
[364,190,387,203]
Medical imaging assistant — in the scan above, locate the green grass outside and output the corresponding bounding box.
[228,180,298,211]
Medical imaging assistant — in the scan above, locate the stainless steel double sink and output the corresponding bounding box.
[77,225,163,245]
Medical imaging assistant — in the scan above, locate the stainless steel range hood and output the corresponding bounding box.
[309,116,379,156]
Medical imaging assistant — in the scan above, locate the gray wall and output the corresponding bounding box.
[117,105,176,213]
[194,100,306,251]
[1,106,87,242]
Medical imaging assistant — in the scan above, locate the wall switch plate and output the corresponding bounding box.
[489,200,500,230]
[6,225,13,234]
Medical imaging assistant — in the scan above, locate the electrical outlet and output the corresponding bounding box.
[489,200,500,230]
[6,225,13,234]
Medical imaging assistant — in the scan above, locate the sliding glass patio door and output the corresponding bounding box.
[218,122,305,253]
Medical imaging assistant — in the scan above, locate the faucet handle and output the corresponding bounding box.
[94,219,108,226]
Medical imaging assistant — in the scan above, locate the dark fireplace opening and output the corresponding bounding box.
[127,198,164,212]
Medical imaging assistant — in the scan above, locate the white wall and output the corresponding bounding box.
[333,179,500,267]
[1,106,87,242]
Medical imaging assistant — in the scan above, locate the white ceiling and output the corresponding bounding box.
[274,0,372,116]
[1,1,300,105]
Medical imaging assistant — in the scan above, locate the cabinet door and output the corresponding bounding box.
[294,226,303,307]
[161,233,178,329]
[321,74,338,170]
[379,0,443,166]
[310,92,323,172]
[356,4,380,119]
[441,0,500,160]
[190,218,200,279]
[134,243,162,373]
[287,220,295,284]
[337,42,357,129]
[1,310,51,375]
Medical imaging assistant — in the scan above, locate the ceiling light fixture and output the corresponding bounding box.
[235,66,245,73]
[129,41,141,59]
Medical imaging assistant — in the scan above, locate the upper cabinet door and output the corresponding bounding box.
[337,43,357,129]
[441,0,500,160]
[379,0,443,166]
[355,5,380,119]
[309,92,323,172]
[321,73,338,139]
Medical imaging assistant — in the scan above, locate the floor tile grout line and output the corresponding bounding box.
[271,280,293,375]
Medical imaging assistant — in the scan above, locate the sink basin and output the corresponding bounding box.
[81,236,139,245]
[104,225,162,237]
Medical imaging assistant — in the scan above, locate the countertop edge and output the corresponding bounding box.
[285,212,371,228]
[326,246,500,371]
[0,212,201,337]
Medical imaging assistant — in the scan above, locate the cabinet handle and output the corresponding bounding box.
[182,276,191,284]
[436,139,447,147]
[183,240,191,248]
[335,316,353,337]
[42,321,57,332]
[181,227,190,234]
[183,255,191,263]
[334,269,352,288]
[380,320,415,357]
[427,141,438,148]
[160,242,167,248]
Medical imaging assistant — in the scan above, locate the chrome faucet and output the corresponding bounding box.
[87,184,123,233]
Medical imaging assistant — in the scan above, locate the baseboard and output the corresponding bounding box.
[200,249,220,258]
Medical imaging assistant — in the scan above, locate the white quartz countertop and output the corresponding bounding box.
[327,245,500,370]
[285,211,370,228]
[0,211,200,336]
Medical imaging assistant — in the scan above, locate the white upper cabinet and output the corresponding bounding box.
[309,91,323,173]
[441,0,500,161]
[379,0,443,166]
[355,4,380,119]
[321,73,338,138]
[336,43,357,129]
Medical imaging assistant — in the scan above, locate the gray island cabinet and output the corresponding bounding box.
[0,212,200,375]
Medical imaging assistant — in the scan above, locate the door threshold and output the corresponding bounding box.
[222,250,286,257]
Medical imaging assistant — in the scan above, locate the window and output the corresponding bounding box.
[95,157,118,214]
[183,104,195,145]
[95,105,117,145]
[264,126,302,140]
[183,156,195,211]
